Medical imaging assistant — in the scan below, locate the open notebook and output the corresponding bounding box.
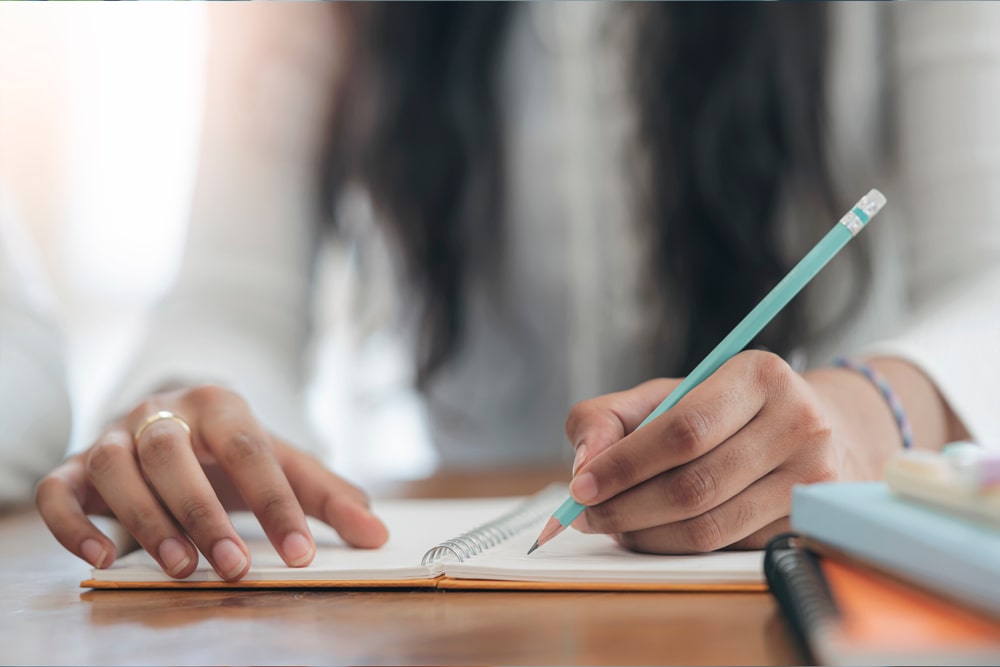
[82,485,765,591]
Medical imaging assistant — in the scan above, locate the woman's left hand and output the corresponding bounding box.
[564,350,862,553]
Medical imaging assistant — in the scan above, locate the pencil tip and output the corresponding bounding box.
[529,515,568,556]
[527,541,540,556]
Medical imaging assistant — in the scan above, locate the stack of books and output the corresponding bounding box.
[766,445,1000,665]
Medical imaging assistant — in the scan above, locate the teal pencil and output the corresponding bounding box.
[528,189,887,555]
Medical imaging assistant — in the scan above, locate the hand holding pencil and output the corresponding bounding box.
[531,190,887,554]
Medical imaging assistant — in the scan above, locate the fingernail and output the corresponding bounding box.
[81,538,111,568]
[158,537,192,577]
[282,531,314,567]
[212,538,248,579]
[570,472,598,502]
[572,444,588,475]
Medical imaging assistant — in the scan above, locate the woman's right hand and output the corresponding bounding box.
[35,384,388,581]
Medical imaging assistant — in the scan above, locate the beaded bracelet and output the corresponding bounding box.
[833,357,914,449]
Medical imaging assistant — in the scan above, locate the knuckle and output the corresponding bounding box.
[128,504,163,535]
[669,466,717,512]
[127,398,162,426]
[803,450,839,484]
[86,440,128,479]
[682,513,726,553]
[786,409,838,485]
[178,497,217,534]
[186,383,245,410]
[564,399,596,441]
[137,428,183,469]
[607,452,639,488]
[221,431,268,468]
[259,492,291,520]
[34,475,63,506]
[731,496,763,541]
[665,409,713,458]
[801,408,833,444]
[750,349,792,388]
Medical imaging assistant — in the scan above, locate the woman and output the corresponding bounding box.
[37,2,999,580]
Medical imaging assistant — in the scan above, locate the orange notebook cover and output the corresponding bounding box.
[765,535,1000,665]
[83,486,766,592]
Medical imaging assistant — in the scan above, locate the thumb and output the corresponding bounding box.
[564,378,682,475]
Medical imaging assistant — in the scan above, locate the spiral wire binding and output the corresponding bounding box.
[763,534,840,664]
[421,485,566,565]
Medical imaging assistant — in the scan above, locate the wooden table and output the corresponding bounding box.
[0,469,803,665]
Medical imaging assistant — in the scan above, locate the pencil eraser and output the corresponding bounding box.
[840,188,886,235]
[858,189,887,218]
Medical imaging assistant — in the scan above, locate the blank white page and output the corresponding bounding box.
[442,515,764,585]
[90,496,525,584]
[88,489,763,586]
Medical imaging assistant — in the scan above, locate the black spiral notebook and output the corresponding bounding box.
[763,534,837,664]
[764,534,1000,665]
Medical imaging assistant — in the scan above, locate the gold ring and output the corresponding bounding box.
[134,410,192,442]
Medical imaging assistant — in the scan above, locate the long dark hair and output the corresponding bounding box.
[325,2,845,386]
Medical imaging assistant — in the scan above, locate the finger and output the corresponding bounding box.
[728,516,792,550]
[86,427,203,579]
[185,393,317,568]
[564,379,681,474]
[570,351,789,506]
[35,456,117,569]
[584,414,788,534]
[276,438,389,548]
[615,470,795,554]
[131,413,255,580]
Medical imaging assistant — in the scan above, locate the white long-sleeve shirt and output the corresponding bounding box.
[105,2,1000,473]
[0,195,72,506]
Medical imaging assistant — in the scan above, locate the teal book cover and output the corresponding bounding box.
[790,481,1000,619]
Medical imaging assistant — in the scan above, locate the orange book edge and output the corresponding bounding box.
[80,576,445,590]
[801,541,1000,664]
[81,575,765,592]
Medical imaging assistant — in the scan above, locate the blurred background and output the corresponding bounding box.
[0,3,437,484]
